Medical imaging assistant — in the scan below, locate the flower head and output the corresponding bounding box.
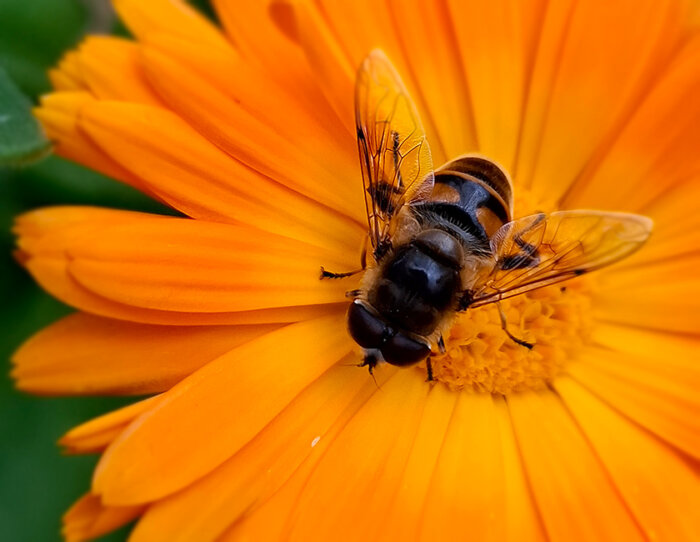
[12,0,700,540]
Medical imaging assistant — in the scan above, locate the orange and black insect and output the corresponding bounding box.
[323,50,653,377]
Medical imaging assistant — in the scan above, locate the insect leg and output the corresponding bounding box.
[437,335,446,354]
[320,237,369,280]
[497,302,534,349]
[319,266,363,279]
[426,357,434,382]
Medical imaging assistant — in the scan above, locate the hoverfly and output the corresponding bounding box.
[323,49,652,378]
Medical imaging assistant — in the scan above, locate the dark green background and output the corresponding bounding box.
[0,1,215,540]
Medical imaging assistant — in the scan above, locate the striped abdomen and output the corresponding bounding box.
[414,156,514,254]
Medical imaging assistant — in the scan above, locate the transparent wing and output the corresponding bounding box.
[469,210,653,307]
[355,49,434,257]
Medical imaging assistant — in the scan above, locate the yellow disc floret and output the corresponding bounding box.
[425,277,593,394]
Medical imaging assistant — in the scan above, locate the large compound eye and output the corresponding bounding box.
[347,302,386,348]
[381,332,430,366]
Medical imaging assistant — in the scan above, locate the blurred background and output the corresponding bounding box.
[0,1,214,540]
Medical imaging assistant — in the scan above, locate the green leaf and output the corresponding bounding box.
[0,1,87,96]
[0,68,51,167]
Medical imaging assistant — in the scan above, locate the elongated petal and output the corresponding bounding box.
[130,363,380,542]
[556,377,700,541]
[283,370,429,540]
[93,312,352,504]
[591,322,700,371]
[419,394,504,541]
[493,398,547,542]
[49,51,85,91]
[75,37,161,105]
[212,0,305,72]
[445,0,544,170]
[113,0,229,50]
[13,312,277,395]
[419,395,547,542]
[34,93,148,193]
[635,179,700,264]
[507,391,644,542]
[564,34,700,210]
[568,348,700,460]
[283,0,355,132]
[60,396,162,454]
[384,0,481,162]
[373,385,459,541]
[217,366,400,542]
[79,100,364,251]
[302,0,447,163]
[139,38,363,221]
[519,0,691,200]
[212,0,347,132]
[63,493,144,542]
[594,255,700,333]
[16,207,342,325]
[64,219,354,313]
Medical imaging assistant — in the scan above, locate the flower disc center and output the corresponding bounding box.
[424,278,594,394]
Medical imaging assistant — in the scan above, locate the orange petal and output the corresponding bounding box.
[493,398,547,542]
[634,179,700,264]
[15,206,158,257]
[593,255,700,333]
[217,366,400,542]
[591,322,700,373]
[445,0,545,171]
[373,385,459,541]
[388,0,479,161]
[113,0,229,50]
[212,0,345,133]
[75,36,161,104]
[59,396,162,454]
[286,0,363,130]
[130,362,380,541]
[141,32,350,156]
[283,370,429,540]
[24,256,337,326]
[63,493,144,542]
[93,312,352,505]
[212,0,301,69]
[518,0,691,202]
[12,312,278,395]
[564,33,700,210]
[64,218,354,312]
[507,391,644,542]
[34,93,148,193]
[49,51,86,91]
[568,348,700,460]
[419,395,547,542]
[556,376,700,541]
[17,207,341,325]
[139,37,363,221]
[419,395,502,541]
[301,0,448,163]
[79,100,364,251]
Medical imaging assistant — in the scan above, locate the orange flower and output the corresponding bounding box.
[12,0,700,540]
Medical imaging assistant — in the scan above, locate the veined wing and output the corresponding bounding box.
[355,49,434,259]
[468,210,653,307]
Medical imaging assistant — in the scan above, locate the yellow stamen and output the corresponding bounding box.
[426,277,593,394]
